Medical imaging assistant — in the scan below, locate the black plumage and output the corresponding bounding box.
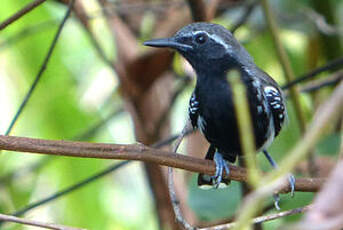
[144,23,293,193]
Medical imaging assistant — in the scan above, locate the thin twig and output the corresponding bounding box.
[168,121,195,230]
[168,166,195,230]
[282,56,343,90]
[77,19,117,75]
[233,176,288,230]
[231,0,258,33]
[11,161,129,217]
[199,205,311,230]
[4,0,75,135]
[0,0,48,31]
[298,70,343,94]
[253,205,310,225]
[284,70,343,97]
[0,20,57,51]
[155,76,192,137]
[0,134,324,193]
[303,6,342,36]
[0,213,83,230]
[72,107,124,141]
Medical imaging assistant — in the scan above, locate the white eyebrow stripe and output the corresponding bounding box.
[192,31,230,51]
[192,31,209,36]
[209,34,230,50]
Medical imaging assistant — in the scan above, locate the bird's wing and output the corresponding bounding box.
[188,92,200,129]
[264,86,287,137]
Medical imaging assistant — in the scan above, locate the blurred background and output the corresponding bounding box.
[0,0,342,229]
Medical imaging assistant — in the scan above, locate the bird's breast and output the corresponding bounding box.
[194,75,272,159]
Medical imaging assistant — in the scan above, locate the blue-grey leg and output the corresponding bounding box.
[272,194,281,210]
[212,151,230,188]
[263,150,295,196]
[263,150,296,210]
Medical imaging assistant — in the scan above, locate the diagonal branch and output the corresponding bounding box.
[11,161,129,218]
[0,213,83,230]
[0,135,324,193]
[282,56,343,90]
[199,205,311,230]
[231,0,258,33]
[0,0,48,30]
[4,0,75,136]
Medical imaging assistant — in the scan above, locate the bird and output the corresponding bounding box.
[143,22,295,200]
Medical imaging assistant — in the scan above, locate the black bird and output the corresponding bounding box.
[144,23,295,196]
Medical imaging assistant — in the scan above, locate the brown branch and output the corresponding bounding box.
[0,213,83,230]
[206,0,220,21]
[187,0,207,21]
[0,0,48,30]
[199,205,311,230]
[0,135,324,193]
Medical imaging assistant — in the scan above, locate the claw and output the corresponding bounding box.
[263,150,296,209]
[212,152,230,188]
[224,161,230,175]
[288,174,296,197]
[273,193,281,210]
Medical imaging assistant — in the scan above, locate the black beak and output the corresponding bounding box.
[143,38,192,51]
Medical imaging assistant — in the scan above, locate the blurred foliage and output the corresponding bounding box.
[0,0,342,229]
[188,177,242,221]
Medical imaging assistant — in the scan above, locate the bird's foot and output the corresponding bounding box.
[272,174,295,210]
[288,173,296,197]
[263,150,296,209]
[211,152,230,188]
[273,193,281,210]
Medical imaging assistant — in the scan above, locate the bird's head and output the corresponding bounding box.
[144,22,253,74]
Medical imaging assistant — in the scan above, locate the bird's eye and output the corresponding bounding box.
[195,33,208,44]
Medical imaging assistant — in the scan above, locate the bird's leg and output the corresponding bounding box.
[287,174,296,196]
[263,150,295,195]
[263,150,296,210]
[212,151,230,188]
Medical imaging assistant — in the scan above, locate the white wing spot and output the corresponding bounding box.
[257,105,263,114]
[264,86,279,94]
